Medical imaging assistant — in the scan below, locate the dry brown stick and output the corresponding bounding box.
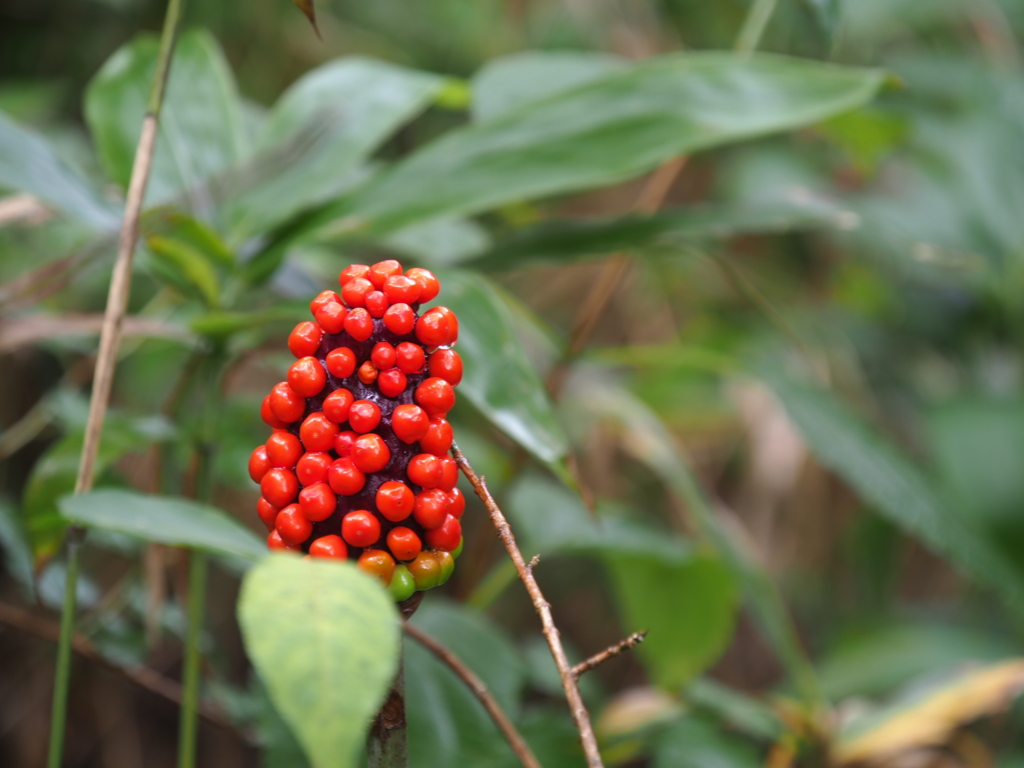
[0,602,241,736]
[547,156,689,399]
[571,631,647,680]
[451,443,604,768]
[403,622,542,768]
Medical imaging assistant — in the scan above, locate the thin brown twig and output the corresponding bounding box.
[403,622,542,768]
[546,156,688,400]
[0,602,243,737]
[571,632,647,679]
[451,442,604,768]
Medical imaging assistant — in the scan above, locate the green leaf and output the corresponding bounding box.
[85,30,247,207]
[683,678,784,741]
[654,717,761,768]
[0,497,35,598]
[0,111,118,229]
[471,51,627,122]
[59,489,266,564]
[225,58,445,241]
[760,367,1024,607]
[238,555,400,768]
[469,197,858,270]
[383,216,491,268]
[405,599,529,768]
[434,269,570,475]
[321,52,884,235]
[606,552,738,689]
[145,235,222,307]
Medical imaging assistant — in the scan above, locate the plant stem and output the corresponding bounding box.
[736,0,780,53]
[367,654,408,768]
[46,0,185,764]
[177,551,208,768]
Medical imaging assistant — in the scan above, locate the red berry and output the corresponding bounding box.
[314,301,347,334]
[349,401,382,433]
[309,535,348,559]
[300,412,339,453]
[406,268,440,303]
[408,551,442,589]
[351,434,390,473]
[270,382,306,423]
[408,454,442,489]
[425,514,462,551]
[344,308,374,341]
[249,445,272,483]
[275,503,312,545]
[365,290,389,318]
[437,456,458,492]
[383,275,421,305]
[431,307,459,344]
[261,395,288,429]
[448,487,465,519]
[326,347,357,378]
[266,431,303,468]
[421,418,453,456]
[288,357,327,397]
[387,527,422,562]
[339,264,370,286]
[392,404,430,444]
[342,510,381,548]
[342,277,373,308]
[328,457,365,496]
[261,468,299,507]
[297,452,332,486]
[257,497,279,529]
[357,549,395,586]
[289,321,323,358]
[413,489,450,529]
[395,342,425,374]
[378,369,407,398]
[376,481,415,522]
[310,290,342,316]
[416,310,452,348]
[298,482,337,522]
[428,349,463,386]
[368,260,403,289]
[322,388,355,423]
[268,530,300,552]
[415,377,455,417]
[358,361,378,385]
[333,430,358,457]
[371,342,396,370]
[383,303,415,335]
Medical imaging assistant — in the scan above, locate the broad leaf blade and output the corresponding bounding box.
[59,489,265,563]
[238,555,400,768]
[435,269,570,475]
[0,111,118,230]
[85,30,248,208]
[322,52,884,235]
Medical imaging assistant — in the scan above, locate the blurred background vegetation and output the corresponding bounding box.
[4,0,1024,766]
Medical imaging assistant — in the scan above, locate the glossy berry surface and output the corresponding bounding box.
[249,260,464,603]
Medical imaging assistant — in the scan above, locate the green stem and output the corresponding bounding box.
[366,654,408,768]
[45,533,82,768]
[735,0,780,52]
[177,551,208,768]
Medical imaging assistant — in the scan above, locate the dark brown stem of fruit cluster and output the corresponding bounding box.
[451,443,604,768]
[367,655,408,768]
[570,631,647,679]
[546,157,688,400]
[403,622,541,768]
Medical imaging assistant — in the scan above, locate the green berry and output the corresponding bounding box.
[389,564,416,602]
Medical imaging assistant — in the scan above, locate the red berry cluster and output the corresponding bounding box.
[248,261,464,601]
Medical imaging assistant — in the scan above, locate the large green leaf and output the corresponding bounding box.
[225,57,446,240]
[761,368,1024,607]
[238,555,400,768]
[319,52,883,235]
[471,51,627,122]
[654,717,761,768]
[434,269,570,477]
[59,489,266,563]
[405,599,528,768]
[606,552,738,690]
[85,30,247,208]
[0,111,118,229]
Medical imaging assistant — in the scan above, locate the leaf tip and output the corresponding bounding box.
[290,0,322,39]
